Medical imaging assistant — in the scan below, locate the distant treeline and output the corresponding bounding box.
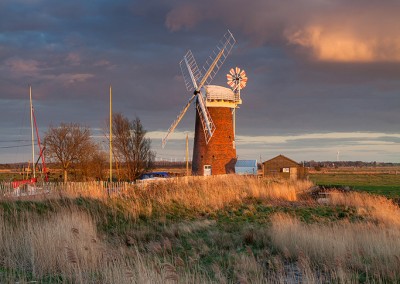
[302,161,400,168]
[2,160,398,170]
[0,161,192,170]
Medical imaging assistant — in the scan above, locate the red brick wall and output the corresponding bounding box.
[192,105,237,175]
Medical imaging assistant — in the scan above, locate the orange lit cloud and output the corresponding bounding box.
[285,26,400,62]
[165,0,400,63]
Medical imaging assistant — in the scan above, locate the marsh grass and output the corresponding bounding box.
[46,176,312,222]
[1,176,399,283]
[0,209,210,283]
[329,190,400,225]
[269,191,400,283]
[269,213,400,282]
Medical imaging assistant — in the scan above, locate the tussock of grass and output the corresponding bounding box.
[329,190,400,225]
[269,211,400,282]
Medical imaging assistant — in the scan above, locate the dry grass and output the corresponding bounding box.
[269,204,400,282]
[39,176,312,221]
[122,176,312,217]
[329,190,400,226]
[0,208,210,283]
[0,209,106,281]
[2,176,400,283]
[233,251,264,283]
[266,191,400,282]
[1,210,94,275]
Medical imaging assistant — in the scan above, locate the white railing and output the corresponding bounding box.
[0,181,136,199]
[206,92,240,102]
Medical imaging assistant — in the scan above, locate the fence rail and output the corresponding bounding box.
[0,181,136,198]
[0,175,251,199]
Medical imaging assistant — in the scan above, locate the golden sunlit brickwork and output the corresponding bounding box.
[192,106,236,175]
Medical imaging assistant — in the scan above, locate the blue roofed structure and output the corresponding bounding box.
[235,160,257,175]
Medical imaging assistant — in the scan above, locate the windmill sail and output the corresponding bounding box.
[202,30,236,86]
[180,50,202,91]
[191,30,235,139]
[162,30,235,148]
[196,90,216,143]
[162,95,196,148]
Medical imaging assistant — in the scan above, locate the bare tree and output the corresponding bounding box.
[44,123,97,182]
[79,145,107,181]
[112,113,155,181]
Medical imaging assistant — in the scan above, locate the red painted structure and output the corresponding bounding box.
[192,105,236,175]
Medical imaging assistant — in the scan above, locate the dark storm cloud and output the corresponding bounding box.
[0,0,399,162]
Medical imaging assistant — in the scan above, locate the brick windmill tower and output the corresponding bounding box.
[162,31,247,175]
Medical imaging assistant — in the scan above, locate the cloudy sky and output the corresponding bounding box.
[0,0,399,163]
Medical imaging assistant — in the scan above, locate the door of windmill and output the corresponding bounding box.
[204,165,212,176]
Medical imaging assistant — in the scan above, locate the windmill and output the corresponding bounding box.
[162,30,243,175]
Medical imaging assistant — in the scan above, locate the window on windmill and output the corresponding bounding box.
[282,168,290,173]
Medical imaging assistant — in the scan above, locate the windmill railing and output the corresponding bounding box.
[206,92,241,102]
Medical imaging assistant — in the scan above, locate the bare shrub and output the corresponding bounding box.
[44,123,99,182]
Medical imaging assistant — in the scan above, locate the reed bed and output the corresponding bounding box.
[0,209,210,283]
[144,176,307,205]
[1,176,399,283]
[25,176,311,221]
[268,191,400,283]
[328,190,400,226]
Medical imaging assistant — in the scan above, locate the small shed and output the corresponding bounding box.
[262,155,306,180]
[235,160,257,175]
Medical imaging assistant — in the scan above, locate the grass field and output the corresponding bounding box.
[1,176,400,283]
[309,173,400,197]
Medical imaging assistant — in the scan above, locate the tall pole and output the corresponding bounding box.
[109,85,113,182]
[232,107,236,149]
[29,86,36,179]
[186,132,189,176]
[232,79,240,149]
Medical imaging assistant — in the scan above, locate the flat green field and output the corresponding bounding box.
[309,173,400,198]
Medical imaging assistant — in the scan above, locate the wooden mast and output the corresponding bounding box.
[109,85,112,182]
[29,86,35,178]
[186,132,189,176]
